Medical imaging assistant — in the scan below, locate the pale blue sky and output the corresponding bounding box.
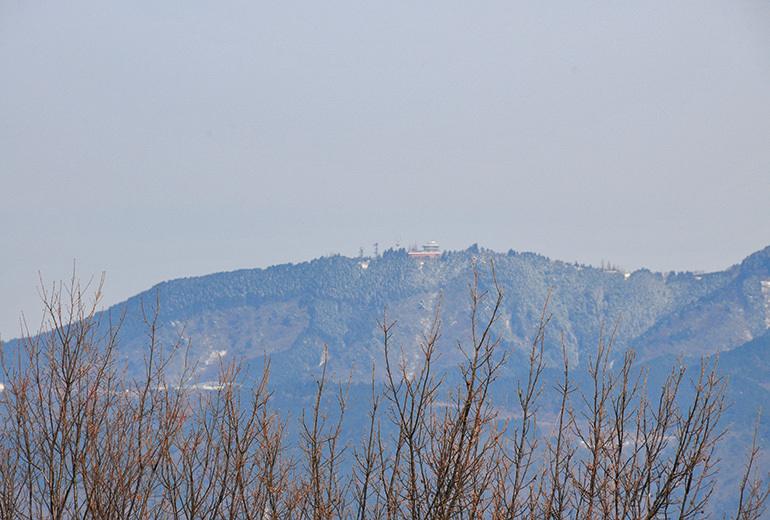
[2,1,770,338]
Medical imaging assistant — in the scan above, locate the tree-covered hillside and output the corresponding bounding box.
[98,245,768,391]
[4,248,770,519]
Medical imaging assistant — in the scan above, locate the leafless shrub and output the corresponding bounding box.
[0,265,767,520]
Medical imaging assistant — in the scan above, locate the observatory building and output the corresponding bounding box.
[407,240,442,259]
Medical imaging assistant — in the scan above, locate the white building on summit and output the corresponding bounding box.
[408,241,441,259]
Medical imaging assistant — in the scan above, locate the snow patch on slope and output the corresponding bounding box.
[204,349,227,366]
[762,281,770,329]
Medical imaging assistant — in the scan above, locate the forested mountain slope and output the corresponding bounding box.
[93,245,770,390]
[5,244,770,515]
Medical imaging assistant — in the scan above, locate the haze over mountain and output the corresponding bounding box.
[3,1,770,341]
[7,242,770,397]
[7,243,768,388]
[5,242,770,513]
[4,3,770,514]
[88,243,766,383]
[9,242,763,421]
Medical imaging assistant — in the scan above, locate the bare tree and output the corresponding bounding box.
[1,265,767,520]
[294,346,353,520]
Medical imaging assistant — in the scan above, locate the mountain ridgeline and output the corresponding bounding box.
[101,244,770,391]
[5,244,770,515]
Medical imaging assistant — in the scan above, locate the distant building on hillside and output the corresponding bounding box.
[408,240,442,259]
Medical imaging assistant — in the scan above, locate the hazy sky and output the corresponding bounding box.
[2,1,769,339]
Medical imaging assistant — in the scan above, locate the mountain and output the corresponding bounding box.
[4,244,770,513]
[633,246,770,359]
[6,244,770,407]
[105,245,770,465]
[85,245,767,386]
